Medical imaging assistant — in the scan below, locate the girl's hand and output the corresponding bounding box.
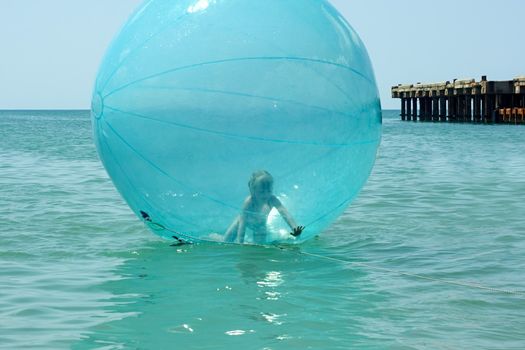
[290,226,304,237]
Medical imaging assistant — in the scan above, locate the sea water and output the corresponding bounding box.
[1,110,524,349]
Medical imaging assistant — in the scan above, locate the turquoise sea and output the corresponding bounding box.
[1,110,524,349]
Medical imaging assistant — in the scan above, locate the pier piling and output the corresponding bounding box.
[392,76,525,124]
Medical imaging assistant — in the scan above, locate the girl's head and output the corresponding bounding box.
[248,170,274,200]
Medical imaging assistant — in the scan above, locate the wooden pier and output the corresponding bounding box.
[391,76,525,123]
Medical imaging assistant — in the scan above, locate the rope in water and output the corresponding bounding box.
[297,251,525,298]
[141,213,525,298]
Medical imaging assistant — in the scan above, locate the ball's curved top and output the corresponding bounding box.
[92,0,382,244]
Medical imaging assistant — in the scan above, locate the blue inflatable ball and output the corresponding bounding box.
[91,0,382,244]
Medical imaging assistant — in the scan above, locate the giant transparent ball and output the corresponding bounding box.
[92,0,382,244]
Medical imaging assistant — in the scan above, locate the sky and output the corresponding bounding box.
[0,0,524,110]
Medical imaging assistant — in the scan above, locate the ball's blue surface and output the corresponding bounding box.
[92,0,382,244]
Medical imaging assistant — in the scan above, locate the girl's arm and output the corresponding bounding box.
[236,214,246,243]
[236,197,251,243]
[271,196,298,229]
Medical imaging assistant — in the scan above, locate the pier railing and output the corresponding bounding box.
[392,76,525,124]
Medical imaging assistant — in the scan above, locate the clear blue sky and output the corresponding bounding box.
[1,0,523,109]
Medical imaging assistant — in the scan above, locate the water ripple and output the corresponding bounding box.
[1,111,524,349]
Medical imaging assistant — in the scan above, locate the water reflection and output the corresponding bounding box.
[71,239,373,349]
[261,312,286,325]
[72,242,300,348]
